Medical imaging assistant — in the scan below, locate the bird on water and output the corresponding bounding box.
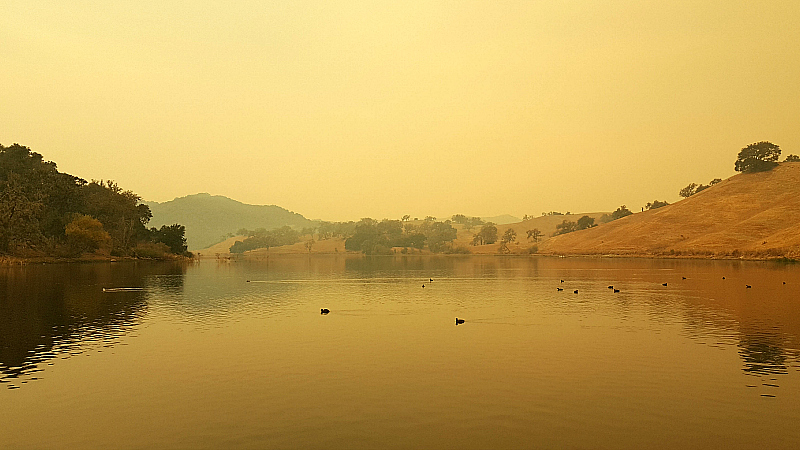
[455,318,465,325]
[662,283,668,286]
[574,290,578,294]
[607,285,614,289]
[557,288,563,291]
[320,308,330,314]
[614,289,620,293]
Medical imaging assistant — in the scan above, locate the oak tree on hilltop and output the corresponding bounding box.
[735,141,781,173]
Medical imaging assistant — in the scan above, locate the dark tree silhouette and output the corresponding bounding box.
[735,141,781,173]
[645,200,669,210]
[526,228,543,242]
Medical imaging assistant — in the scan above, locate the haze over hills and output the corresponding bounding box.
[540,162,800,259]
[146,193,312,250]
[478,214,521,225]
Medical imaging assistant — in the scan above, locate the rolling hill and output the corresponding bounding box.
[540,162,800,259]
[146,193,312,250]
[450,212,608,253]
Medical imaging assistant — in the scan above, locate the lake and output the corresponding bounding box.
[1,256,799,449]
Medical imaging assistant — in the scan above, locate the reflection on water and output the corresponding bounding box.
[2,256,799,448]
[0,262,186,387]
[739,333,793,375]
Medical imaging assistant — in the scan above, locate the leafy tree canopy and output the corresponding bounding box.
[0,143,184,257]
[735,141,781,173]
[471,223,498,246]
[645,200,669,210]
[501,228,517,244]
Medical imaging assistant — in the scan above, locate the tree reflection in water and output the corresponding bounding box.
[738,333,790,375]
[0,262,186,387]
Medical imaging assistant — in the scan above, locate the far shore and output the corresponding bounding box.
[191,248,798,263]
[0,254,194,266]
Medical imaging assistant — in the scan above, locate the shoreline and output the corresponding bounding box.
[196,250,798,263]
[6,248,796,265]
[0,254,195,266]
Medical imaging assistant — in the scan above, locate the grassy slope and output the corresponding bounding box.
[540,163,800,258]
[451,213,608,253]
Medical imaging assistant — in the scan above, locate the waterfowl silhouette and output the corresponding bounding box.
[557,288,563,291]
[455,318,465,325]
[682,277,687,280]
[246,280,251,282]
[561,280,565,283]
[607,285,614,289]
[722,277,726,280]
[662,283,668,286]
[614,289,620,293]
[430,278,433,282]
[573,290,578,294]
[320,309,330,314]
[746,285,752,289]
[422,284,425,288]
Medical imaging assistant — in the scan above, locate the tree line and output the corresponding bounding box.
[229,216,468,255]
[230,226,301,253]
[0,143,188,258]
[344,217,459,254]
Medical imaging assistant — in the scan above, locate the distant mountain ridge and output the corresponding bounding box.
[480,214,521,225]
[146,193,312,250]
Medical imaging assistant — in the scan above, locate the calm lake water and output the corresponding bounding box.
[2,256,799,449]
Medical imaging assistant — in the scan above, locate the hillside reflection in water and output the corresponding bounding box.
[1,256,799,449]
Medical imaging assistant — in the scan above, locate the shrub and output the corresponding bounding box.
[134,242,170,259]
[65,215,111,254]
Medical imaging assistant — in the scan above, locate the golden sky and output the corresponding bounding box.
[2,1,798,221]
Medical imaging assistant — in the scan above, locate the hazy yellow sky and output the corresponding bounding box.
[2,1,798,221]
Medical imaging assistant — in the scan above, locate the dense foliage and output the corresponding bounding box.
[0,143,188,257]
[735,141,781,173]
[554,215,597,236]
[471,224,498,245]
[230,226,301,253]
[345,218,457,254]
[645,200,669,210]
[597,206,633,224]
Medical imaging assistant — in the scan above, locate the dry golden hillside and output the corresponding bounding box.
[540,162,800,259]
[451,213,607,253]
[193,236,245,257]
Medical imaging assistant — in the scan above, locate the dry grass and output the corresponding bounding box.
[540,162,800,259]
[193,236,244,257]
